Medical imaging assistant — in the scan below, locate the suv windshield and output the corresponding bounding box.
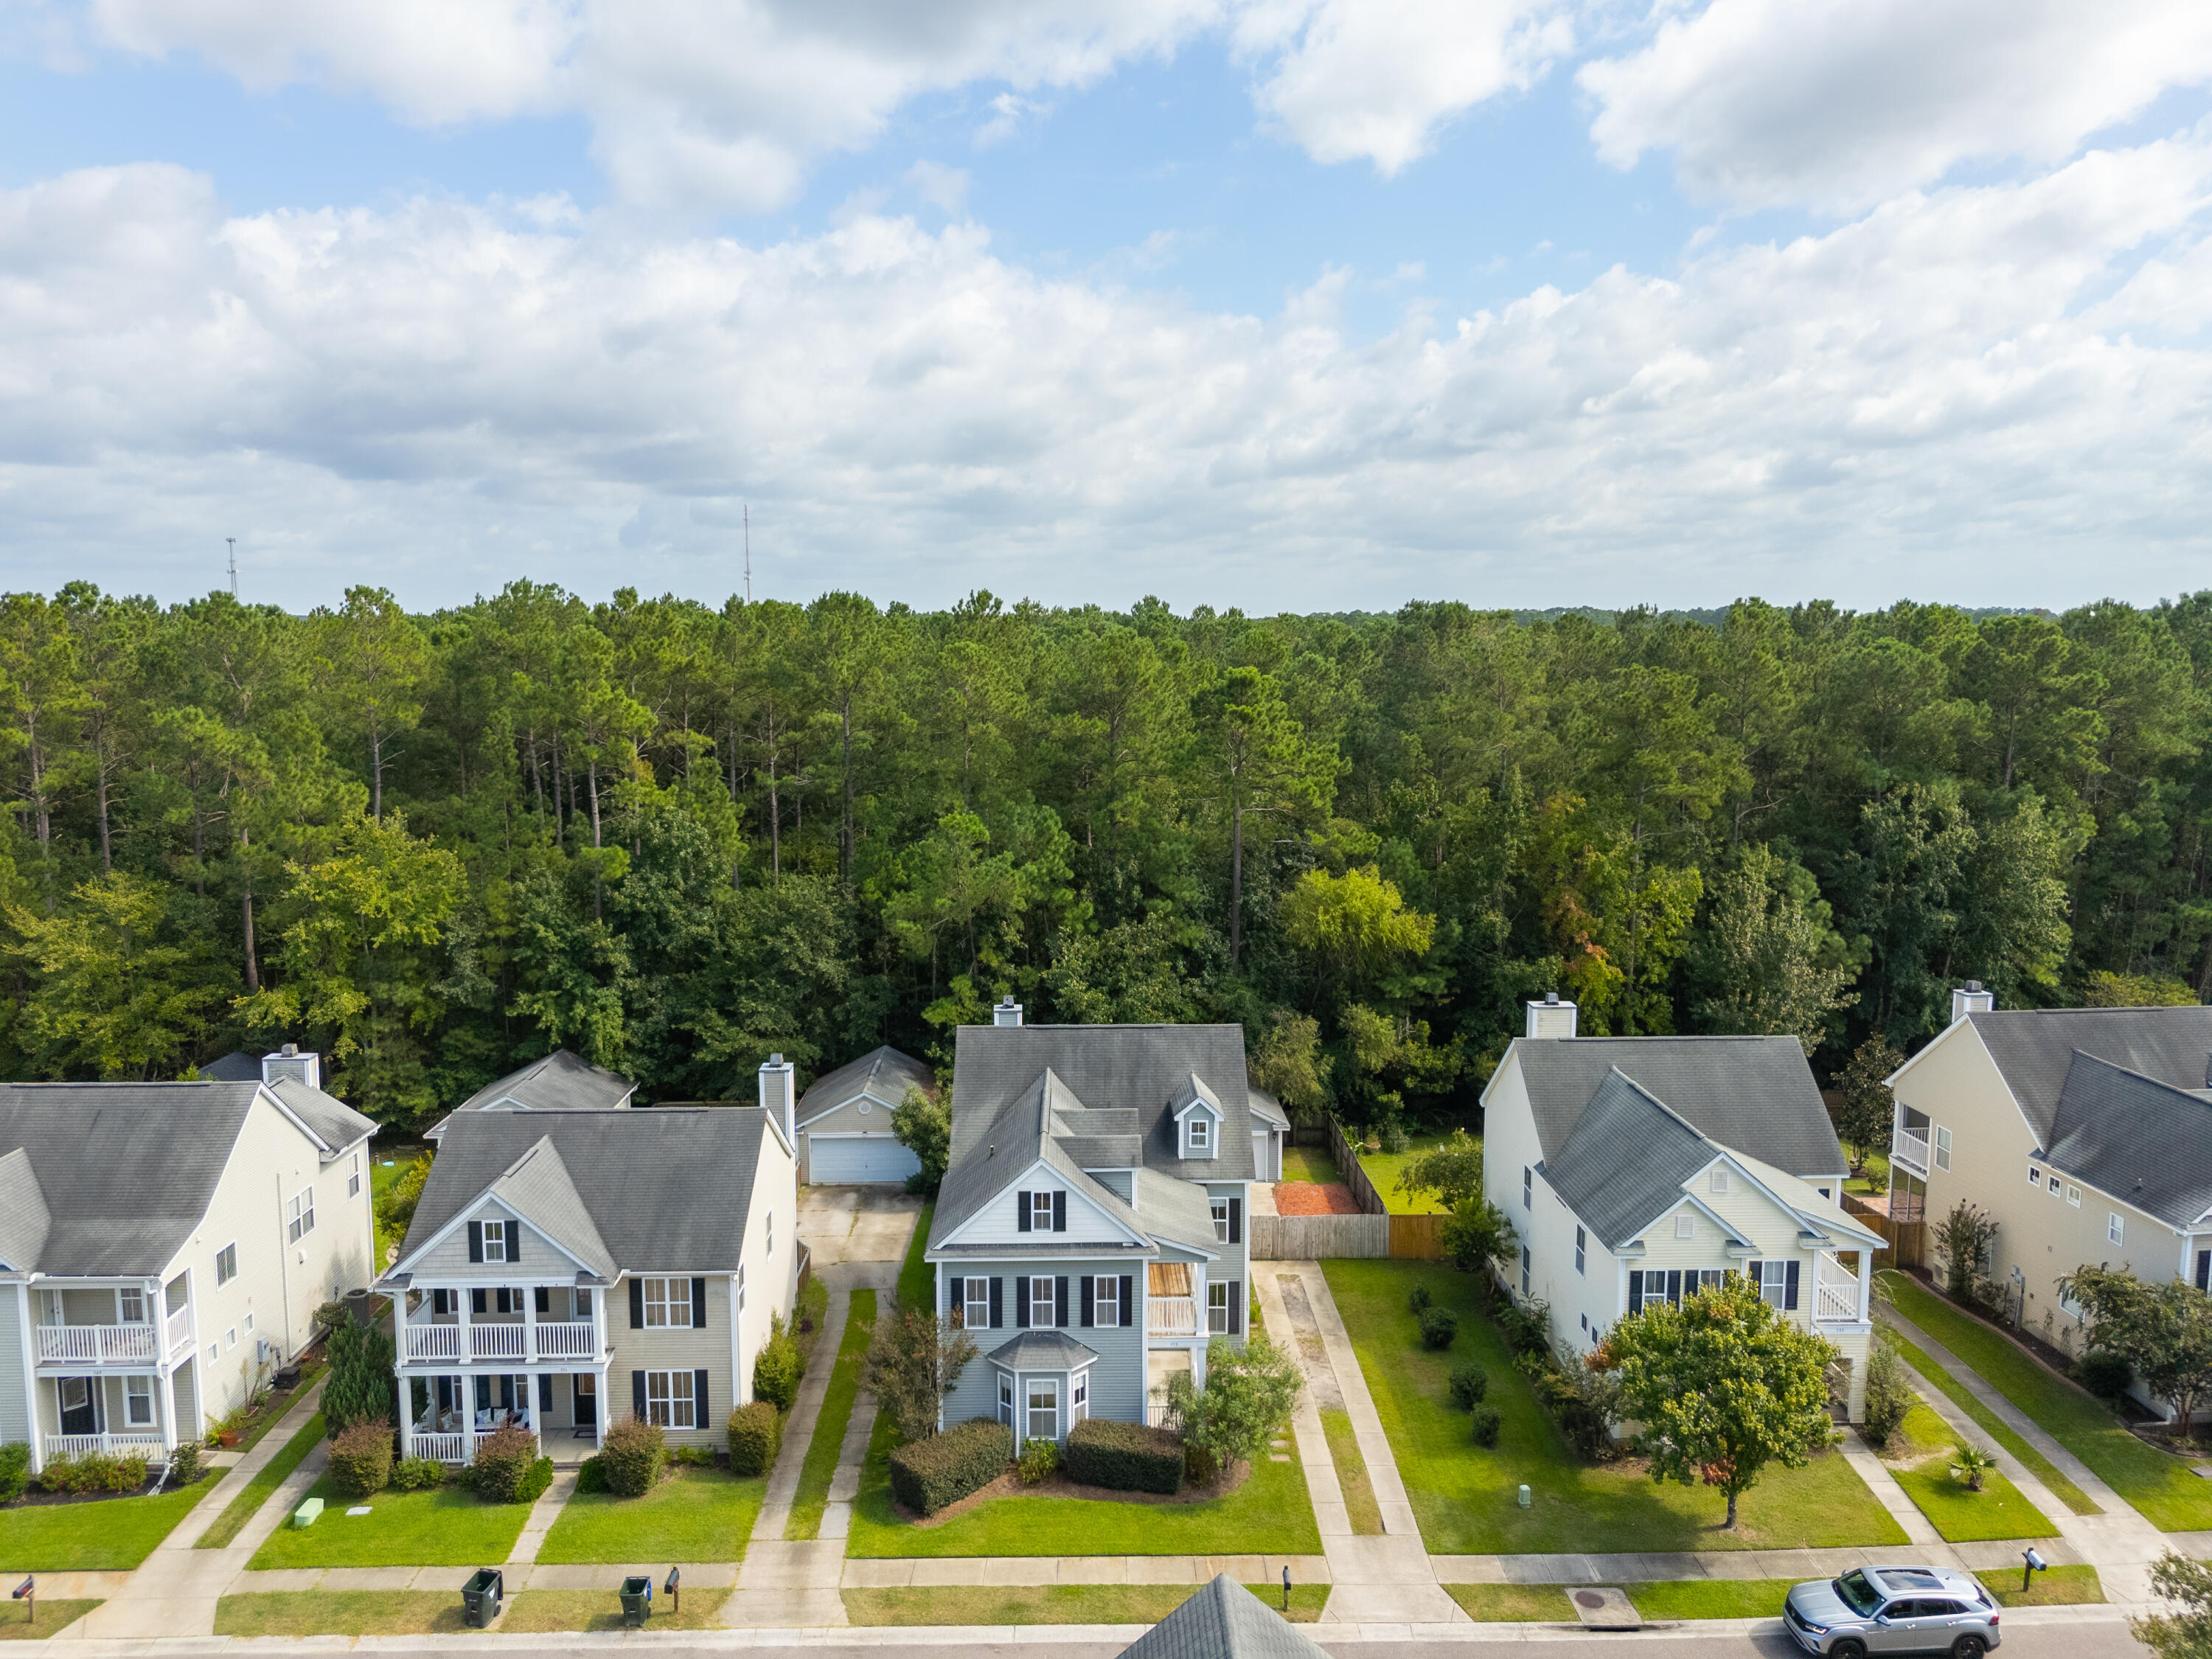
[1835,1572,1883,1616]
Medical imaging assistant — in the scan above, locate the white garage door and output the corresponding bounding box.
[809,1135,921,1185]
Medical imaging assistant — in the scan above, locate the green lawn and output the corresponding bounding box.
[0,1600,100,1641]
[897,1202,934,1312]
[1444,1584,1575,1621]
[1326,1259,1906,1554]
[1844,1149,1890,1197]
[789,1288,877,1540]
[843,1584,1329,1624]
[216,1590,465,1638]
[197,1411,326,1549]
[0,1474,218,1570]
[506,1587,732,1631]
[1883,1272,2212,1530]
[1355,1134,1462,1215]
[370,1152,428,1267]
[1888,1458,2057,1543]
[1278,1144,1341,1186]
[538,1467,766,1564]
[1979,1565,2104,1607]
[1626,1579,1803,1619]
[1880,1326,2098,1514]
[246,1476,532,1568]
[847,1399,1321,1557]
[1320,1408,1382,1534]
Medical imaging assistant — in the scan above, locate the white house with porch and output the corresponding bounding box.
[378,1072,796,1465]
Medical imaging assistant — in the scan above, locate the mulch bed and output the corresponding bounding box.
[1274,1182,1362,1217]
[3,1470,215,1509]
[895,1461,1254,1527]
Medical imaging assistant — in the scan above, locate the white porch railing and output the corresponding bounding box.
[36,1324,157,1365]
[414,1431,467,1464]
[44,1433,168,1462]
[1147,1298,1199,1338]
[1891,1127,1930,1173]
[404,1325,464,1362]
[537,1322,597,1359]
[1815,1257,1863,1324]
[470,1324,527,1360]
[165,1307,192,1355]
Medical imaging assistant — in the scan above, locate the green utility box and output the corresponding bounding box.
[291,1498,324,1528]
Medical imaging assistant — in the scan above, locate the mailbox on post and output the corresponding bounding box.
[2021,1547,2048,1595]
[11,1576,32,1625]
[665,1567,681,1615]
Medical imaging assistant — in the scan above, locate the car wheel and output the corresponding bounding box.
[1830,1641,1866,1659]
[1952,1639,1986,1659]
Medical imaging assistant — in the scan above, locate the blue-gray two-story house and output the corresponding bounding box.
[925,1003,1262,1449]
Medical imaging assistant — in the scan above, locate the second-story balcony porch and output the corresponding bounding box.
[396,1281,608,1368]
[32,1279,196,1370]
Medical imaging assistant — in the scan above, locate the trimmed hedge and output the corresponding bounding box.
[467,1425,547,1503]
[391,1456,448,1492]
[327,1419,394,1499]
[1064,1417,1184,1495]
[600,1416,666,1497]
[727,1402,782,1476]
[1447,1362,1489,1410]
[1469,1405,1502,1447]
[38,1450,147,1494]
[753,1313,803,1411]
[0,1442,30,1502]
[575,1455,608,1495]
[1418,1306,1459,1351]
[889,1417,1011,1516]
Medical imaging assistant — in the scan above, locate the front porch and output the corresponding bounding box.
[401,1365,611,1464]
[34,1367,195,1470]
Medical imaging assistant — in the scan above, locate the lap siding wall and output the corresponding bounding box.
[937,1259,1147,1433]
[611,1275,735,1447]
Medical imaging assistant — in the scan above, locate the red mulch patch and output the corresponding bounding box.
[1273,1181,1362,1216]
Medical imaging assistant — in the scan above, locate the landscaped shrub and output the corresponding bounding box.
[1861,1343,1913,1450]
[1015,1436,1060,1484]
[466,1425,545,1503]
[1064,1418,1184,1495]
[670,1444,716,1467]
[327,1418,394,1499]
[0,1441,31,1501]
[313,1300,349,1335]
[574,1455,608,1495]
[888,1418,1011,1515]
[1408,1282,1433,1315]
[600,1416,667,1497]
[1495,1298,1550,1357]
[1418,1306,1459,1350]
[323,1318,397,1436]
[727,1402,782,1475]
[1469,1405,1502,1447]
[2077,1349,2132,1402]
[391,1456,448,1492]
[167,1440,205,1487]
[753,1312,804,1411]
[40,1450,149,1494]
[1447,1362,1489,1411]
[1528,1357,1622,1461]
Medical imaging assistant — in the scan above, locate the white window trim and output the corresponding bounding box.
[2028,1165,2042,1186]
[1029,1192,1054,1231]
[998,1374,1014,1427]
[1211,1198,1231,1242]
[961,1276,991,1329]
[644,1368,697,1430]
[1523,1166,1532,1209]
[1933,1125,1952,1171]
[1188,1117,1211,1152]
[1028,1276,1055,1327]
[216,1242,238,1285]
[1574,1226,1586,1276]
[481,1219,508,1263]
[125,1376,155,1426]
[287,1186,316,1244]
[737,1262,746,1312]
[348,1152,362,1199]
[2066,1184,2081,1207]
[1207,1280,1231,1335]
[1026,1377,1059,1442]
[2110,1213,2125,1245]
[118,1287,146,1324]
[644,1276,692,1328]
[1094,1276,1121,1327]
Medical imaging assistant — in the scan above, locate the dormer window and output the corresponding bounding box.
[1189,1119,1209,1150]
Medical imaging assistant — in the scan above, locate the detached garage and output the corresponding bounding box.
[795,1045,934,1185]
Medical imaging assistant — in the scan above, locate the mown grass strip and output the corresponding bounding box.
[787,1287,877,1540]
[197,1411,326,1550]
[897,1203,934,1312]
[1977,1564,2103,1607]
[1319,1408,1383,1535]
[1881,1324,2099,1516]
[841,1584,1329,1625]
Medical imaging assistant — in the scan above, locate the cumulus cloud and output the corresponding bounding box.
[1581,0,2212,212]
[4,145,2211,610]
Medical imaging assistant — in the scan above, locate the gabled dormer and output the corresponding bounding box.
[1172,1074,1224,1161]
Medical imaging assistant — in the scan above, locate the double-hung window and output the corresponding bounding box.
[1573,1226,1586,1276]
[1072,1373,1089,1422]
[1523,1166,1532,1209]
[961,1276,991,1329]
[1757,1262,1787,1307]
[644,1277,692,1327]
[2049,1175,2062,1195]
[2028,1165,2042,1187]
[1029,1192,1054,1231]
[644,1370,696,1429]
[1208,1281,1230,1334]
[1189,1117,1210,1152]
[125,1376,155,1426]
[1028,1276,1056,1326]
[118,1287,146,1324]
[1211,1199,1231,1242]
[2110,1213,2126,1245]
[1094,1274,1120,1326]
[481,1220,508,1262]
[2065,1184,2081,1208]
[286,1186,316,1244]
[215,1242,238,1285]
[737,1263,746,1313]
[1933,1126,1952,1171]
[348,1152,363,1199]
[998,1375,1015,1426]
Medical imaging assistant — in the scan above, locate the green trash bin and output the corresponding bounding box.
[462,1569,503,1628]
[619,1575,653,1628]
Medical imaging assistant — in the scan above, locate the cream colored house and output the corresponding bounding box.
[1481,998,1884,1420]
[0,1051,376,1474]
[379,1060,798,1464]
[1885,990,2212,1388]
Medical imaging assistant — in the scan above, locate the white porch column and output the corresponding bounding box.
[1858,1251,1873,1321]
[157,1365,178,1453]
[524,1287,538,1363]
[456,1287,472,1364]
[399,1377,414,1461]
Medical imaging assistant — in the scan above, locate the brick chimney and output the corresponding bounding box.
[759,1053,796,1146]
[1525,992,1577,1040]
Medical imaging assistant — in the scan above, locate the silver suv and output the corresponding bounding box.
[1784,1564,2002,1659]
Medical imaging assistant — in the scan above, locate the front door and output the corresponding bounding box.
[573,1373,597,1426]
[58,1377,99,1436]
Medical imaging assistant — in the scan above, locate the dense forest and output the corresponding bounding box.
[1,582,2208,1133]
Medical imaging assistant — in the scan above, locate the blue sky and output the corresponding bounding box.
[2,1,2210,615]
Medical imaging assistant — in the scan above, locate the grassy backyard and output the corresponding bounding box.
[788,1288,877,1539]
[1881,1403,2057,1542]
[1355,1133,1461,1215]
[538,1467,767,1564]
[844,1585,1329,1625]
[0,1474,218,1571]
[1278,1144,1340,1186]
[1326,1259,1906,1554]
[247,1476,532,1568]
[897,1202,934,1312]
[1882,1271,2212,1530]
[197,1411,327,1549]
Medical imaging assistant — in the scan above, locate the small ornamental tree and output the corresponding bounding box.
[1440,1198,1518,1277]
[323,1317,397,1436]
[1395,1127,1484,1212]
[1597,1281,1837,1529]
[1162,1334,1302,1477]
[891,1085,950,1197]
[1932,1200,1999,1302]
[2135,1552,2212,1659]
[1832,1036,1905,1169]
[867,1310,978,1445]
[2064,1266,2212,1441]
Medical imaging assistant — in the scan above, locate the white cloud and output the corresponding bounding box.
[1581,0,2212,212]
[975,91,1051,148]
[905,161,972,215]
[5,147,2211,611]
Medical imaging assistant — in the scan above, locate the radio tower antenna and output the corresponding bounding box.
[227,538,238,597]
[743,505,751,604]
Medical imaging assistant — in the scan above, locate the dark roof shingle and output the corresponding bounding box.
[1966,1006,2212,1144]
[2042,1052,2212,1226]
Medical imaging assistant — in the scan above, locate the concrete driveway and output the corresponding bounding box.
[800,1184,924,1266]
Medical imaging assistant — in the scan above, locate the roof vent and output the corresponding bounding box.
[1526,996,1577,1040]
[262,1046,320,1091]
[1951,982,1996,1023]
[994,997,1023,1028]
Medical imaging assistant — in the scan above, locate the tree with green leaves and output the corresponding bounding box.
[1832,1034,1905,1168]
[891,1083,950,1196]
[6,872,223,1078]
[1688,843,1858,1051]
[1162,1332,1302,1475]
[1194,665,1337,970]
[1394,1127,1483,1211]
[2134,1552,2212,1659]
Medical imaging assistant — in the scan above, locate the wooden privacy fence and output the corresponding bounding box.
[1251,1214,1390,1259]
[1842,1194,1926,1270]
[1324,1116,1388,1216]
[1388,1214,1446,1259]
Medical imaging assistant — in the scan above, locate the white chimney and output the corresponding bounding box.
[759,1053,796,1146]
[1525,992,1578,1040]
[993,997,1024,1028]
[262,1043,321,1091]
[1952,981,1995,1024]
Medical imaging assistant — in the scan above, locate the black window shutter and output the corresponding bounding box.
[1228,1281,1242,1335]
[1628,1270,1643,1314]
[692,1277,709,1329]
[467,1222,483,1263]
[1080,1277,1093,1327]
[1745,1260,1761,1298]
[538,1374,554,1412]
[2199,1251,2210,1292]
[471,1287,487,1315]
[1017,1192,1032,1233]
[1056,1276,1069,1327]
[1053,1192,1066,1233]
[1784,1260,1801,1310]
[1015,1279,1030,1328]
[695,1368,710,1425]
[1666,1269,1682,1305]
[1120,1274,1134,1326]
[535,1287,550,1314]
[632,1370,646,1421]
[509,1224,521,1264]
[990,1277,1004,1328]
[629,1278,644,1329]
[1229,1197,1242,1245]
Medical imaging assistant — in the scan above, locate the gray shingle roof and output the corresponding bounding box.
[2042,1052,2212,1227]
[1540,1070,1734,1249]
[0,1082,262,1275]
[267,1077,378,1159]
[1509,1036,1846,1175]
[1118,1574,1331,1659]
[0,1147,52,1273]
[199,1051,262,1082]
[797,1045,933,1124]
[1966,1006,2212,1144]
[986,1331,1101,1370]
[428,1049,638,1141]
[484,1136,619,1279]
[1246,1086,1290,1130]
[399,1107,773,1273]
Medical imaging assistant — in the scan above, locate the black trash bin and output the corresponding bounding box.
[620,1575,653,1628]
[462,1568,504,1627]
